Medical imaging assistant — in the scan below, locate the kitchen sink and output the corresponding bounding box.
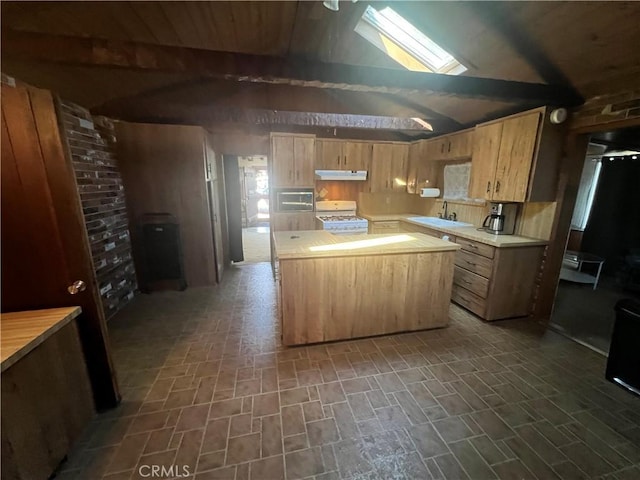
[408,216,474,228]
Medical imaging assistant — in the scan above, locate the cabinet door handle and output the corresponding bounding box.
[337,155,340,166]
[468,244,478,249]
[447,142,451,153]
[466,260,477,266]
[486,181,491,193]
[495,181,501,193]
[462,279,473,285]
[440,143,444,153]
[343,155,347,166]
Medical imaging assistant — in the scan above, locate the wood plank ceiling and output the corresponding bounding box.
[2,1,639,138]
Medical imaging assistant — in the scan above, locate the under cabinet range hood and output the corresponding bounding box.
[315,170,368,181]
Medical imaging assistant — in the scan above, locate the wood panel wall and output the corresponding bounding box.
[116,122,217,288]
[58,101,137,318]
[208,129,270,156]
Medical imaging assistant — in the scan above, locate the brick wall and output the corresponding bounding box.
[59,100,137,319]
[571,90,640,130]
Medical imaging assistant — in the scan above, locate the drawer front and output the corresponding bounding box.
[454,266,489,298]
[457,237,495,259]
[373,221,399,230]
[451,284,487,318]
[455,250,494,278]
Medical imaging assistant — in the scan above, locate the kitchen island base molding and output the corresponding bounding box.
[280,252,455,346]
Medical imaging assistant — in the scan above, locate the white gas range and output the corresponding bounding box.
[315,200,369,235]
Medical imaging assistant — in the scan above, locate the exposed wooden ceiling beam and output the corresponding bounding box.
[2,30,584,106]
[95,97,435,132]
[185,107,434,131]
[373,93,463,132]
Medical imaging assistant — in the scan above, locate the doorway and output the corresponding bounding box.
[550,126,640,353]
[223,155,271,265]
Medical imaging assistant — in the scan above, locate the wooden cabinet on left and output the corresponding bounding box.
[272,212,317,231]
[1,308,94,480]
[271,133,315,187]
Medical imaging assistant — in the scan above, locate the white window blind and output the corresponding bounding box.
[571,156,602,231]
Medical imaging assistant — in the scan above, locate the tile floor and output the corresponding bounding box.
[238,227,271,264]
[57,263,640,480]
[551,276,638,354]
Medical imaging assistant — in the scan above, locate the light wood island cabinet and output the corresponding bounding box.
[273,231,459,345]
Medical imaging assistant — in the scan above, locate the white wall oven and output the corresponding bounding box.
[274,188,314,212]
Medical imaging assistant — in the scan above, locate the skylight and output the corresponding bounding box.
[355,6,467,75]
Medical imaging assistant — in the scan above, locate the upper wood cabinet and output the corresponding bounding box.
[407,141,439,194]
[425,129,474,161]
[369,143,408,193]
[469,108,561,202]
[494,113,541,201]
[271,134,315,187]
[315,139,371,171]
[468,122,503,199]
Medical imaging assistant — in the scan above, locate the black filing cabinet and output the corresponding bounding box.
[606,298,640,396]
[139,213,187,292]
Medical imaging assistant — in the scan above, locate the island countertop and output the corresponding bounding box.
[273,230,460,259]
[1,307,81,372]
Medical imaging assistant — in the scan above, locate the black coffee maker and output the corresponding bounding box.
[482,202,518,235]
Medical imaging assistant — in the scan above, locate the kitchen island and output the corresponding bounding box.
[273,231,459,345]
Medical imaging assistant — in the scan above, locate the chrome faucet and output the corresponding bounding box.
[441,201,448,220]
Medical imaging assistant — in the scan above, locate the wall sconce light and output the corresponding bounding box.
[323,0,339,11]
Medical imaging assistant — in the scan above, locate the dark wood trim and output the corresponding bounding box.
[570,116,640,134]
[2,30,584,106]
[534,133,590,323]
[535,115,640,321]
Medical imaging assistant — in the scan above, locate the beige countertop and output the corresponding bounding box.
[360,213,548,248]
[1,307,81,371]
[273,230,459,259]
[359,213,420,222]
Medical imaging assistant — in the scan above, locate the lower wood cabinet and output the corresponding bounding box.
[452,239,545,321]
[400,221,544,320]
[369,221,400,234]
[1,318,94,480]
[272,212,316,231]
